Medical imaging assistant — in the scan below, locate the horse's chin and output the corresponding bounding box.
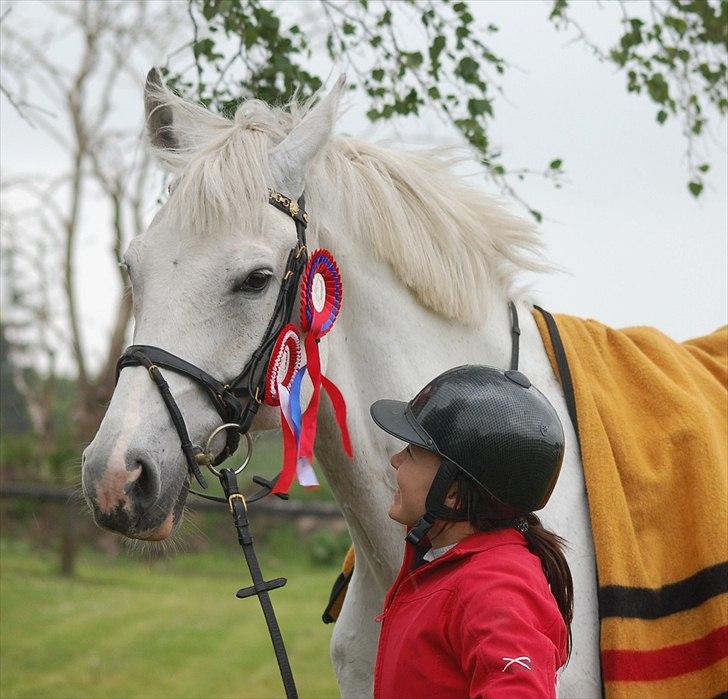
[132,512,176,541]
[94,473,189,541]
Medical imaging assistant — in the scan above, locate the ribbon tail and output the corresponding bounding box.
[296,457,320,489]
[272,384,298,495]
[321,374,353,458]
[289,365,306,441]
[298,331,323,463]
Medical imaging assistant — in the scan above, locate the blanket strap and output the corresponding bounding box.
[533,306,582,454]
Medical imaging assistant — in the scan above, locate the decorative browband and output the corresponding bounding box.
[268,189,309,225]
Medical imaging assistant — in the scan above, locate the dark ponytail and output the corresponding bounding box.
[443,473,574,659]
[521,512,573,659]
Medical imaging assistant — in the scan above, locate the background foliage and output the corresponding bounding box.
[175,0,727,219]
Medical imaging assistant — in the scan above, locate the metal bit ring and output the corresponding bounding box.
[202,423,253,477]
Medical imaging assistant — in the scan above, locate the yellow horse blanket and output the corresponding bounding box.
[534,310,727,698]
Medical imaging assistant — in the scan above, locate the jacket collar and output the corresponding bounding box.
[403,527,527,572]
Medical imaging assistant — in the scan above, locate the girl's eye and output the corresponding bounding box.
[233,271,272,294]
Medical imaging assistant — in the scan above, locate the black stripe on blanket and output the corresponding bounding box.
[599,561,728,619]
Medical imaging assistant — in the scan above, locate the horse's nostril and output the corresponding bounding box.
[125,453,160,508]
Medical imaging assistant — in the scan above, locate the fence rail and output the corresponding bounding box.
[0,482,344,520]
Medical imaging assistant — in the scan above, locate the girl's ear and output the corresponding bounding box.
[445,483,460,507]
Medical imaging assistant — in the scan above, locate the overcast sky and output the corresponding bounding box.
[1,0,726,376]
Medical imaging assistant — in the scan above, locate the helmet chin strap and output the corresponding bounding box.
[406,461,464,546]
[405,302,522,547]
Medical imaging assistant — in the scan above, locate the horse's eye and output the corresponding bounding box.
[233,270,272,294]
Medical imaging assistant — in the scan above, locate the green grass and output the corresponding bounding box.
[212,431,335,504]
[0,539,342,699]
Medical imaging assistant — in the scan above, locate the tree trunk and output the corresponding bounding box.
[59,498,77,577]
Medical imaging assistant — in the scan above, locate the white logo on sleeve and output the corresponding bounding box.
[501,656,532,672]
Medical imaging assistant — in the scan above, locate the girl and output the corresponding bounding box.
[370,364,573,699]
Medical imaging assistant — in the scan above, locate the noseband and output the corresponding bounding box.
[115,191,309,490]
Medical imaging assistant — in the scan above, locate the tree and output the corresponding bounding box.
[0,0,183,574]
[173,0,727,219]
[1,1,183,442]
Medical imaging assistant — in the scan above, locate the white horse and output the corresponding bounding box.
[81,73,601,697]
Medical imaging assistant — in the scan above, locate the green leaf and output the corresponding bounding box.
[688,181,703,197]
[372,68,385,81]
[549,0,568,21]
[529,209,544,223]
[646,73,669,104]
[549,159,563,170]
[455,56,479,84]
[403,51,423,68]
[656,110,668,124]
[202,2,217,21]
[697,163,710,173]
[664,15,687,37]
[244,25,258,48]
[193,38,215,59]
[429,35,446,63]
[467,98,492,116]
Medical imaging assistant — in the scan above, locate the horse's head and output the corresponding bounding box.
[81,70,344,539]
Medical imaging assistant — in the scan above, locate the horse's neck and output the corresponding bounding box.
[312,223,536,590]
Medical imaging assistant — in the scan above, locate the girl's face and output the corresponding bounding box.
[388,444,442,526]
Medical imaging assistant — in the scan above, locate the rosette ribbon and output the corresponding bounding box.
[264,324,307,494]
[296,249,353,473]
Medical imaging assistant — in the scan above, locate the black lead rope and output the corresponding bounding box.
[219,468,298,699]
[114,190,309,699]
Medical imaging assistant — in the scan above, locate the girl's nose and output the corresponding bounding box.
[390,449,404,470]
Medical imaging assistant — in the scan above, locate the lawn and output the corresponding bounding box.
[0,538,344,699]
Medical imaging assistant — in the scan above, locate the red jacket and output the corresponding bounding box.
[374,528,568,699]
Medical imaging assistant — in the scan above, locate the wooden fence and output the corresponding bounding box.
[0,482,343,519]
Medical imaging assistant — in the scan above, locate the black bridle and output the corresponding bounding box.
[114,190,310,699]
[115,190,309,490]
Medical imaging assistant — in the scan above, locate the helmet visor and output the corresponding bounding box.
[370,399,436,452]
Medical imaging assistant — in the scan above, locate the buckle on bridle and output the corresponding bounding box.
[228,492,247,514]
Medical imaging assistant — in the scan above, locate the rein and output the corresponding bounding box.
[115,190,309,699]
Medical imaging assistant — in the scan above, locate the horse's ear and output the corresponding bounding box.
[269,75,345,200]
[144,67,179,151]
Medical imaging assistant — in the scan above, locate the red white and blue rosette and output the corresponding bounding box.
[265,324,305,494]
[295,249,352,477]
[300,249,342,337]
[270,250,352,496]
[264,324,302,407]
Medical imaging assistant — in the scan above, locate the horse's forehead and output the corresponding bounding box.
[137,201,294,257]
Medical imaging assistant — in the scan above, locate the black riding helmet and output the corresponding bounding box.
[370,365,565,545]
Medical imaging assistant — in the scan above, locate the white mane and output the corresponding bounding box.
[151,86,554,326]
